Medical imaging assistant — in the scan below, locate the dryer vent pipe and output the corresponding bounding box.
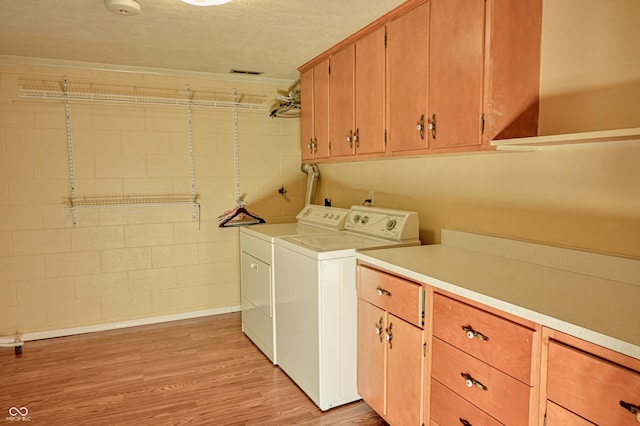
[300,163,320,205]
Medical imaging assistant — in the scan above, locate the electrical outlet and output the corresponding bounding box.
[368,190,375,206]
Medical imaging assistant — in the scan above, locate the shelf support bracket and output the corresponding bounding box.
[186,85,199,227]
[64,75,78,227]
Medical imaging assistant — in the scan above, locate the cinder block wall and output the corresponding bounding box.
[0,61,303,337]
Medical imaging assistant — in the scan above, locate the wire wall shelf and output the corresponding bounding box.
[68,194,197,207]
[67,195,201,226]
[18,77,270,112]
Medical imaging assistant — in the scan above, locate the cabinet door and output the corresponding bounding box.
[357,299,385,415]
[329,44,356,158]
[300,68,315,161]
[387,1,430,153]
[354,26,386,155]
[300,61,330,161]
[429,0,485,150]
[313,60,330,159]
[386,313,424,426]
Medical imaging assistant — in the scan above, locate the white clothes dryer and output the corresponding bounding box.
[239,205,349,364]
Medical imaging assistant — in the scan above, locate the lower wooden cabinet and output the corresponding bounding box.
[357,266,425,425]
[356,263,640,426]
[545,339,640,425]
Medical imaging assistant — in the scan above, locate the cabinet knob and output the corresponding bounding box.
[619,400,640,422]
[354,128,360,148]
[250,263,259,270]
[461,372,487,391]
[376,287,392,297]
[428,114,436,139]
[416,114,425,140]
[375,317,384,343]
[385,322,393,349]
[462,325,489,341]
[347,129,353,148]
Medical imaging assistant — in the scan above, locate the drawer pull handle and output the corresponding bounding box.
[250,263,259,270]
[619,400,640,422]
[385,322,393,349]
[461,373,488,391]
[462,325,489,341]
[459,419,473,426]
[376,287,392,297]
[374,317,383,343]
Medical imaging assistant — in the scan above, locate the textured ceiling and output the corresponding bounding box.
[0,0,406,81]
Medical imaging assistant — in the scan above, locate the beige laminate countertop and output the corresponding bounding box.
[356,244,640,360]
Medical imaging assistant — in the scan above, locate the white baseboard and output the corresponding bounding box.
[20,305,242,343]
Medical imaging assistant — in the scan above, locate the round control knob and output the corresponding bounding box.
[361,216,369,224]
[466,330,475,339]
[386,219,397,230]
[352,214,360,223]
[323,213,328,218]
[465,378,474,388]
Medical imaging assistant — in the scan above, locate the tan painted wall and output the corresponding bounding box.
[317,0,640,258]
[0,62,303,335]
[539,0,640,134]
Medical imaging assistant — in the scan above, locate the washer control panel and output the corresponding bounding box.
[345,206,419,241]
[296,205,349,230]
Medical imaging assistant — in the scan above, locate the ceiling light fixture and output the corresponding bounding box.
[104,0,142,16]
[181,0,232,6]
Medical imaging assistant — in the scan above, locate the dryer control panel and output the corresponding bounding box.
[296,205,349,230]
[345,206,419,241]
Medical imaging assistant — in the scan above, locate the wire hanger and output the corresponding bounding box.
[217,88,266,228]
[217,199,265,227]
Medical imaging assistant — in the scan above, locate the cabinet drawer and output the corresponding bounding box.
[431,337,531,426]
[357,266,423,326]
[545,401,594,426]
[431,379,504,426]
[433,293,534,384]
[547,341,640,425]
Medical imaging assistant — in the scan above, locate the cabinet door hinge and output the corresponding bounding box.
[328,65,331,75]
[384,31,387,47]
[423,342,427,357]
[384,130,388,145]
[421,288,425,327]
[481,113,486,133]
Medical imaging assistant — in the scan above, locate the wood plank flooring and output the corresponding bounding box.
[0,312,386,425]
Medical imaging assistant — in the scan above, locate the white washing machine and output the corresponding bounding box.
[239,205,349,364]
[273,206,420,411]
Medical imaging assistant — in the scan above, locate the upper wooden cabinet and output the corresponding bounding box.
[300,59,330,161]
[330,27,386,159]
[427,0,485,152]
[298,0,542,161]
[386,1,430,153]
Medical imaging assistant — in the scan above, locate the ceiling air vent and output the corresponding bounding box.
[229,69,263,76]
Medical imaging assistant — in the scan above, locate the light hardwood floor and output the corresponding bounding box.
[0,312,386,425]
